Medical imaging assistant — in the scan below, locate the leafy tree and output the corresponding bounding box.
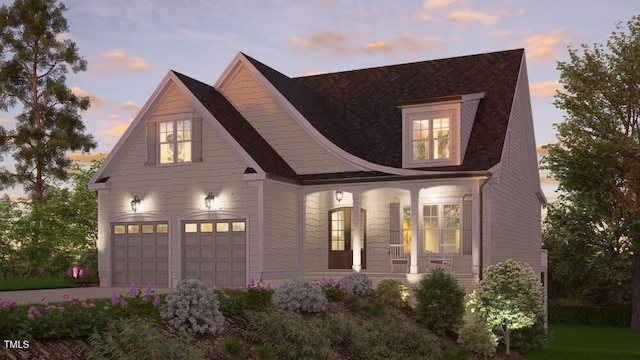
[0,159,101,277]
[0,0,95,200]
[543,192,631,307]
[468,259,545,355]
[542,15,640,329]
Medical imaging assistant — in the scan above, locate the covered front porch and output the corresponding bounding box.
[300,177,487,278]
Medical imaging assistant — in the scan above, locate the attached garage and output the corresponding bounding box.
[182,219,246,288]
[112,222,169,287]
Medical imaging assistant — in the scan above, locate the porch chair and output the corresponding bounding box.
[389,244,410,273]
[428,243,455,273]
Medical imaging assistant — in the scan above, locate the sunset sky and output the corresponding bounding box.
[0,0,637,200]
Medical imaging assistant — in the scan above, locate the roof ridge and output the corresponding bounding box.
[293,48,525,80]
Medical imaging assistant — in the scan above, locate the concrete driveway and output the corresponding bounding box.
[0,287,171,304]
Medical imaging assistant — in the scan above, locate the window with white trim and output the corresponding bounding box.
[412,116,451,161]
[159,120,191,164]
[423,203,461,254]
[401,103,459,168]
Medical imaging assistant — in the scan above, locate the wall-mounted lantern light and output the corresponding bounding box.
[130,195,141,212]
[335,191,343,203]
[205,192,216,209]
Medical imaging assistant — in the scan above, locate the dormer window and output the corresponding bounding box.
[412,116,450,161]
[400,93,484,169]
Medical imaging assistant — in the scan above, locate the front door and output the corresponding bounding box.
[328,207,366,269]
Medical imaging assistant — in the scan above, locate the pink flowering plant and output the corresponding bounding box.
[315,277,345,301]
[0,296,109,339]
[243,276,273,308]
[0,282,164,340]
[109,282,162,321]
[214,288,246,316]
[66,266,96,285]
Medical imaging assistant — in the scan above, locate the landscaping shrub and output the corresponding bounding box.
[109,282,162,320]
[315,311,442,360]
[84,317,205,360]
[244,277,274,308]
[215,289,246,316]
[509,315,549,354]
[316,277,345,301]
[246,308,332,360]
[346,295,360,312]
[161,278,225,335]
[468,259,546,354]
[255,343,276,360]
[222,336,245,359]
[457,312,497,357]
[271,279,327,313]
[549,305,631,326]
[1,296,108,339]
[338,272,372,296]
[375,278,409,307]
[414,268,466,335]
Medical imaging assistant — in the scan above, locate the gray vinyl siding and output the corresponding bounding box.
[97,83,259,288]
[263,181,300,273]
[219,63,360,175]
[486,57,543,274]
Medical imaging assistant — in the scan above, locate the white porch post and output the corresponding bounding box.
[471,180,481,276]
[352,192,362,272]
[410,189,419,274]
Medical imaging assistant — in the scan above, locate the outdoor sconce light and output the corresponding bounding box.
[335,191,343,203]
[205,192,216,209]
[130,195,141,212]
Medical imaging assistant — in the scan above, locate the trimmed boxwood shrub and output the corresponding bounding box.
[549,305,631,326]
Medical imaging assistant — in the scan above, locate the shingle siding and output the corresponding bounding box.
[486,59,542,274]
[98,88,259,287]
[263,181,300,272]
[219,63,360,175]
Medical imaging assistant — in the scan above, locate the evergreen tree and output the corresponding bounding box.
[0,0,95,200]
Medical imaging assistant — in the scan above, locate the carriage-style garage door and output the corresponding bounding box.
[182,219,246,288]
[112,222,169,287]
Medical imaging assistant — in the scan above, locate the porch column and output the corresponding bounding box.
[410,189,419,274]
[352,192,362,272]
[471,182,481,275]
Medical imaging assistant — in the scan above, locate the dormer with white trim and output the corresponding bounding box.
[399,92,484,169]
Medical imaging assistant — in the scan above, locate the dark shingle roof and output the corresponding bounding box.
[244,49,524,171]
[172,71,298,180]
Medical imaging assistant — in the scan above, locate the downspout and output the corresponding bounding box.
[478,175,492,280]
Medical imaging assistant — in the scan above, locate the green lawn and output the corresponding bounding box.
[525,324,640,360]
[0,277,74,291]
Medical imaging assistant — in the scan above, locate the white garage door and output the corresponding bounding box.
[182,219,246,288]
[112,222,169,287]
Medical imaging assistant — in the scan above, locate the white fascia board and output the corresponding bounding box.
[87,182,108,191]
[242,173,266,181]
[220,53,435,176]
[170,73,265,174]
[89,70,267,187]
[214,52,246,89]
[462,92,485,102]
[89,72,176,186]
